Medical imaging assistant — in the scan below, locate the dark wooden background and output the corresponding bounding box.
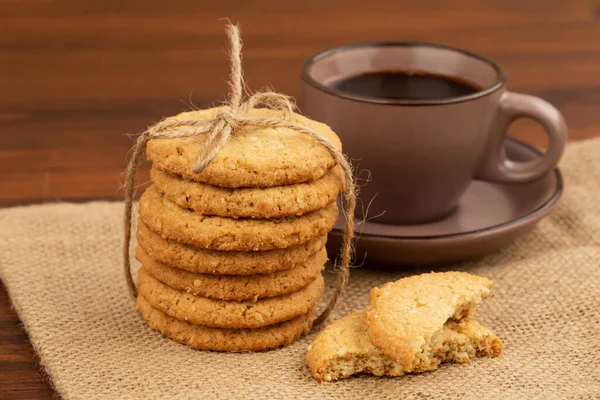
[2,0,600,398]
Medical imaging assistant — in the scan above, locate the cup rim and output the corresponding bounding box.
[301,41,506,106]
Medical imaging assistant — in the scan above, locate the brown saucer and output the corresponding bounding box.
[327,138,563,265]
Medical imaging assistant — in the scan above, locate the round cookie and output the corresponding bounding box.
[365,272,494,370]
[139,186,338,251]
[146,107,342,188]
[137,245,326,300]
[151,166,342,219]
[137,295,315,352]
[137,268,325,329]
[137,221,328,275]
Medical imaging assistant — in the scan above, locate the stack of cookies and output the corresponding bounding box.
[135,107,344,352]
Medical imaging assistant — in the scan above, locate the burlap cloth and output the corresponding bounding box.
[1,139,599,400]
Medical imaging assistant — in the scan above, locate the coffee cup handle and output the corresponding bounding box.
[475,91,567,183]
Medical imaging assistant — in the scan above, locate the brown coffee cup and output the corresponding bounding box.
[301,42,567,225]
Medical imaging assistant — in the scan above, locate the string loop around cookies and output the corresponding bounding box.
[123,23,356,327]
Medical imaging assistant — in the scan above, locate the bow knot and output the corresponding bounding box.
[215,107,241,133]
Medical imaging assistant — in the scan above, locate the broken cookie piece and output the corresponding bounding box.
[307,311,501,382]
[366,271,494,370]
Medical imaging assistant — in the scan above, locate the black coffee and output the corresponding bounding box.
[330,70,481,100]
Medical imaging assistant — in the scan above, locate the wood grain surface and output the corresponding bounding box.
[2,0,600,398]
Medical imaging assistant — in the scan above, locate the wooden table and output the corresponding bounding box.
[1,0,599,398]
